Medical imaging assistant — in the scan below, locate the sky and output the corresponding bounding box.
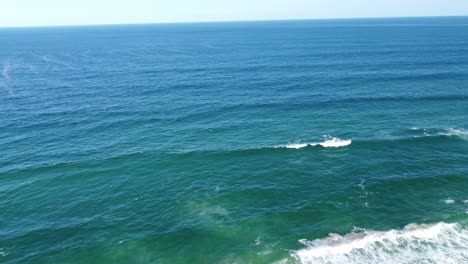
[1,0,468,27]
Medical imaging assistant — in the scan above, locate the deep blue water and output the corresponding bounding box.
[1,17,468,263]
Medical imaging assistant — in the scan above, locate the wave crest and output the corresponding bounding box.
[409,127,468,140]
[292,222,468,264]
[441,128,468,139]
[281,137,352,149]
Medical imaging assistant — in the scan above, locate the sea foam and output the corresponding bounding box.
[440,128,468,140]
[409,127,468,140]
[282,137,352,149]
[443,198,455,204]
[292,222,468,264]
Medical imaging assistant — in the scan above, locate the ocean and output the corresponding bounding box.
[1,17,467,263]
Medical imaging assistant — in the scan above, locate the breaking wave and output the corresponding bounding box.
[409,127,468,140]
[280,137,352,149]
[292,222,468,264]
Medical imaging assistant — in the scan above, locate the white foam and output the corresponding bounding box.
[443,198,455,204]
[441,128,468,140]
[254,237,261,246]
[284,143,310,149]
[292,222,468,264]
[410,127,468,140]
[283,137,352,149]
[319,138,352,148]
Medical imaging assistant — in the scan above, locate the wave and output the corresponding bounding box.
[172,96,468,124]
[267,128,464,152]
[329,94,468,104]
[4,127,464,175]
[439,128,468,139]
[280,137,352,149]
[408,127,468,140]
[292,222,468,264]
[443,198,456,204]
[1,62,13,95]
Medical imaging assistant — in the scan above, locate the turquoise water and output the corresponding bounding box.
[1,17,468,263]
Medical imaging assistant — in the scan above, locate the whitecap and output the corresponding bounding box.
[318,138,352,148]
[292,222,468,264]
[443,198,455,204]
[254,237,261,246]
[284,143,310,149]
[282,137,352,149]
[409,127,468,140]
[440,128,468,140]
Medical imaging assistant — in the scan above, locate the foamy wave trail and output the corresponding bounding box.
[292,222,468,264]
[1,62,13,95]
[282,137,352,149]
[440,128,468,140]
[409,127,468,140]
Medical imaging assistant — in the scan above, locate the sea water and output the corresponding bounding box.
[1,17,468,263]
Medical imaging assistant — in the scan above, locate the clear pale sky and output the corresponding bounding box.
[1,0,468,27]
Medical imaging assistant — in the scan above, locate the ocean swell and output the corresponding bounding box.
[292,222,468,264]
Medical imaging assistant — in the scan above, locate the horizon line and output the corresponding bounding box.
[0,14,467,29]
